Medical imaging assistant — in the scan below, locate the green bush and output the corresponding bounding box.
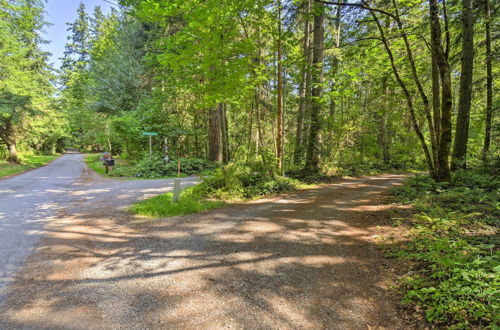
[163,157,218,176]
[391,170,499,328]
[134,153,166,178]
[244,176,299,197]
[134,153,218,178]
[194,162,301,200]
[110,166,136,177]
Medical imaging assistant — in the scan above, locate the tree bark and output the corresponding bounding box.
[452,0,475,170]
[247,94,254,161]
[481,0,493,160]
[276,0,284,171]
[303,1,325,174]
[431,55,441,152]
[7,141,18,163]
[302,14,314,155]
[0,120,19,163]
[377,76,390,165]
[329,2,342,118]
[294,0,312,165]
[324,2,343,162]
[208,104,223,162]
[221,103,230,163]
[429,0,453,182]
[255,85,264,155]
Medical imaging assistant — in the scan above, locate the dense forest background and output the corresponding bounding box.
[0,0,498,181]
[1,1,499,326]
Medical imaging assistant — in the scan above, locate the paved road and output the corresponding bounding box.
[0,153,198,302]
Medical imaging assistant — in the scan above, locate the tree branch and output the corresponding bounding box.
[315,0,397,19]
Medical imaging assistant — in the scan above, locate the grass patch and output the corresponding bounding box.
[389,169,499,328]
[0,154,59,178]
[130,188,225,217]
[84,154,138,178]
[84,154,208,180]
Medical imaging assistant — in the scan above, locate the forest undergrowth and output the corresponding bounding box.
[388,164,499,328]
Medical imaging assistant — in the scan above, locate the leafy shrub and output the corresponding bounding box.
[109,166,136,177]
[163,157,218,176]
[194,162,301,200]
[451,169,499,191]
[397,214,499,327]
[287,167,341,184]
[134,153,218,178]
[134,153,166,178]
[244,176,300,197]
[390,170,499,328]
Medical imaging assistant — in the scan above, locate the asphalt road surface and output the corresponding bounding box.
[0,153,198,303]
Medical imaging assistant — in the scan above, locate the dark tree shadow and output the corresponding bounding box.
[0,174,417,329]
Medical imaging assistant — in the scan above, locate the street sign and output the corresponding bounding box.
[143,132,158,157]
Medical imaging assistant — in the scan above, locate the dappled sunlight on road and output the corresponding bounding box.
[0,173,411,329]
[0,153,199,310]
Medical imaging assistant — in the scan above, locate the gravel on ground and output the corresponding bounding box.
[0,153,198,304]
[0,163,414,329]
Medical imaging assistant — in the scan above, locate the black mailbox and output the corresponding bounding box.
[105,159,115,166]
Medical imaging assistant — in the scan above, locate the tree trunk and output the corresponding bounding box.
[7,141,18,163]
[481,0,493,160]
[247,95,254,161]
[1,120,19,163]
[303,1,325,174]
[252,33,265,159]
[429,0,453,182]
[377,16,391,166]
[451,0,475,170]
[329,3,342,118]
[302,13,314,155]
[221,103,230,163]
[208,104,223,162]
[324,3,342,162]
[377,76,390,165]
[431,55,441,153]
[294,0,311,165]
[276,0,284,171]
[255,86,264,155]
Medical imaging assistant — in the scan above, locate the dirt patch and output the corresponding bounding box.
[0,174,423,329]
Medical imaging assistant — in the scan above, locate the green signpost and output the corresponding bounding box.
[143,132,158,157]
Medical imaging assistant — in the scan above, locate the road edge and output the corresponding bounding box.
[0,154,63,181]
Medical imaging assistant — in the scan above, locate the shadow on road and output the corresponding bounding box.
[0,174,413,329]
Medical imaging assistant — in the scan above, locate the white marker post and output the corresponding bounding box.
[172,160,182,203]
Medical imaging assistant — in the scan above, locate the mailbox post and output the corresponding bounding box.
[105,159,115,174]
[102,152,114,174]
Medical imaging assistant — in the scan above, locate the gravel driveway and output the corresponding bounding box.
[0,153,198,304]
[0,165,413,329]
